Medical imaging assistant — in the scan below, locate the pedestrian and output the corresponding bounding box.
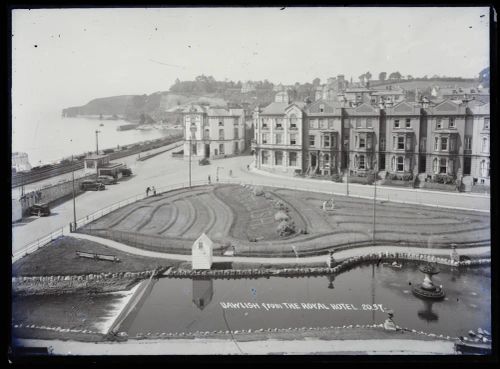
[247,164,250,171]
[146,186,150,196]
[229,169,233,177]
[152,186,156,196]
[208,175,211,184]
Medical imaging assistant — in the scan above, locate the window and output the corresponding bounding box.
[434,137,439,151]
[276,119,283,129]
[436,119,442,129]
[367,136,372,149]
[86,161,95,169]
[391,156,396,171]
[394,119,400,128]
[203,129,210,140]
[439,158,447,174]
[275,133,283,144]
[356,118,361,128]
[398,136,405,150]
[309,119,318,129]
[290,134,297,145]
[397,156,404,172]
[218,121,223,127]
[262,151,269,165]
[484,118,490,130]
[219,143,224,155]
[262,119,268,129]
[433,158,439,174]
[324,135,330,147]
[449,117,455,128]
[319,104,325,113]
[320,119,328,129]
[289,152,297,166]
[405,118,411,128]
[219,129,224,140]
[380,138,385,151]
[406,136,412,150]
[262,133,269,144]
[234,127,239,139]
[367,118,372,128]
[324,154,330,165]
[359,137,365,148]
[309,135,315,147]
[441,138,448,151]
[482,137,489,153]
[290,114,298,129]
[359,155,365,169]
[275,151,283,166]
[464,136,471,150]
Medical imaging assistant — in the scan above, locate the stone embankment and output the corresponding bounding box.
[12,269,162,296]
[165,252,490,279]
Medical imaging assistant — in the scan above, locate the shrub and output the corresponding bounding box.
[433,174,455,184]
[253,186,264,196]
[331,173,343,183]
[274,211,289,222]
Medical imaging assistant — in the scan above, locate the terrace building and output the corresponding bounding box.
[344,103,381,175]
[252,91,306,175]
[304,100,343,176]
[182,105,246,160]
[422,100,467,179]
[469,103,490,187]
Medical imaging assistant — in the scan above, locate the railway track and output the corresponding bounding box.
[12,135,183,188]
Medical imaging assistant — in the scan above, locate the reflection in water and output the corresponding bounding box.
[192,278,214,311]
[417,300,439,323]
[327,275,335,289]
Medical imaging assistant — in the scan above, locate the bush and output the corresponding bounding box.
[331,173,343,183]
[274,211,289,222]
[276,220,295,237]
[253,186,264,196]
[433,174,455,184]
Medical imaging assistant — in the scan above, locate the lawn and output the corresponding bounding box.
[12,236,181,277]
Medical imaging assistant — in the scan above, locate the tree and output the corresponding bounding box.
[358,74,366,84]
[407,75,414,80]
[389,71,402,80]
[378,72,387,81]
[365,71,372,81]
[312,77,321,86]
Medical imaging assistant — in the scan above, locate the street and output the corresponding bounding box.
[12,148,490,256]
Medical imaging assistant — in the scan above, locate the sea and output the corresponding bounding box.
[12,111,177,166]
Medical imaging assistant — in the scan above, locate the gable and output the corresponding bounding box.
[435,100,459,112]
[355,103,376,114]
[393,102,413,113]
[285,104,303,117]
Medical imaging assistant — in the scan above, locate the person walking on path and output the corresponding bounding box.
[208,175,211,184]
[146,186,150,197]
[247,164,250,171]
[152,186,157,196]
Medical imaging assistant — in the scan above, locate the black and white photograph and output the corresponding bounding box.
[9,5,494,358]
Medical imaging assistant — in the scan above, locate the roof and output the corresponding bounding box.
[371,90,405,96]
[344,103,380,116]
[344,87,373,93]
[384,101,421,116]
[424,100,467,115]
[306,99,342,115]
[261,102,289,115]
[470,102,490,115]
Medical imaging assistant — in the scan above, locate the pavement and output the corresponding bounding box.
[69,232,490,264]
[12,148,491,257]
[14,337,456,355]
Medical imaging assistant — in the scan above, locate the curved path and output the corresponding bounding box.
[69,232,490,264]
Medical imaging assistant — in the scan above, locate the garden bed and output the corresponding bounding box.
[381,179,414,188]
[421,182,458,192]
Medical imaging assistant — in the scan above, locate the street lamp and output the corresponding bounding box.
[189,125,197,188]
[95,130,101,155]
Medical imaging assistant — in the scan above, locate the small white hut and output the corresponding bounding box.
[192,233,213,270]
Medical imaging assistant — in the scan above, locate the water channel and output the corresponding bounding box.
[121,263,490,337]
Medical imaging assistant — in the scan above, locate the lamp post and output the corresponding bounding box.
[95,130,101,155]
[189,125,197,188]
[71,154,77,231]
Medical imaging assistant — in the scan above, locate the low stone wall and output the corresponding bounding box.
[164,253,490,279]
[12,269,159,296]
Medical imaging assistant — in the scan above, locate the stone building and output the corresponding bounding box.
[469,103,490,187]
[182,105,245,160]
[252,92,306,175]
[303,99,343,175]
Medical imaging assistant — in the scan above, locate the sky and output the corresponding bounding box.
[12,7,490,114]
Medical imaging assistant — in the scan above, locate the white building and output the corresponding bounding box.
[183,105,245,160]
[12,152,32,172]
[191,233,213,270]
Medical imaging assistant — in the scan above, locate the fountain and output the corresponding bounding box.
[412,263,445,299]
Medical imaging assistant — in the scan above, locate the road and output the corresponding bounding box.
[12,148,490,256]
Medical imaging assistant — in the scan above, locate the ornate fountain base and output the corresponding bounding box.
[412,284,445,299]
